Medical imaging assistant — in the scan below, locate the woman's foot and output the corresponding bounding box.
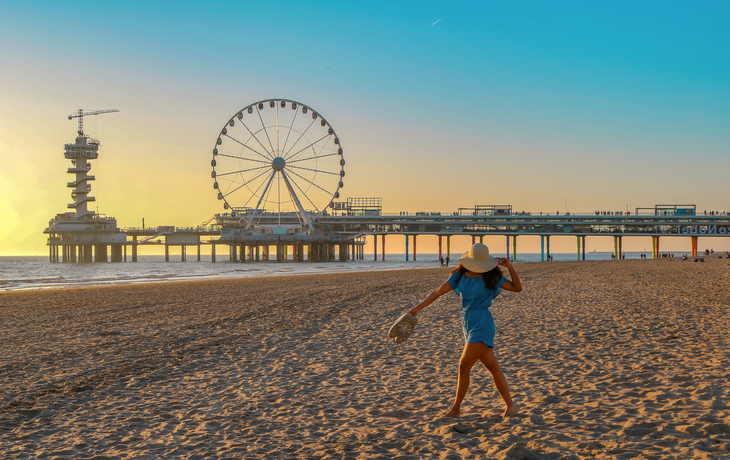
[443,407,461,418]
[500,403,518,418]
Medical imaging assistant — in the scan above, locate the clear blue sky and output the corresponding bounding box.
[1,0,729,254]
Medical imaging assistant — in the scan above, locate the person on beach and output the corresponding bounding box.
[407,243,522,418]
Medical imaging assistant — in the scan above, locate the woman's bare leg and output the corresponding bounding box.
[478,347,517,417]
[444,342,487,417]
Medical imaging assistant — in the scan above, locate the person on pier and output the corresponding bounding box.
[407,243,522,418]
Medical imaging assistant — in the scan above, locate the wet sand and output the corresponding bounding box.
[1,258,729,459]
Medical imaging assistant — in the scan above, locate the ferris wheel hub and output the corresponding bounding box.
[272,156,286,171]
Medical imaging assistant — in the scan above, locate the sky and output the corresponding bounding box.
[1,0,729,256]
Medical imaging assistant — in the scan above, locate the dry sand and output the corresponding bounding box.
[1,258,729,459]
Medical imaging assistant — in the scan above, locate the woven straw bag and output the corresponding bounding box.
[388,313,418,343]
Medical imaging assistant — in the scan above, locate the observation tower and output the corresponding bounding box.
[45,109,127,262]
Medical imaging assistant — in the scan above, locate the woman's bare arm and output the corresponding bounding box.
[407,281,453,316]
[498,258,522,292]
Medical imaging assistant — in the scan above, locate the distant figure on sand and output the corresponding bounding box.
[439,256,444,267]
[407,243,522,418]
[445,257,450,267]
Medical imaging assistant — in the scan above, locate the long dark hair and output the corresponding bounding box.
[450,263,503,290]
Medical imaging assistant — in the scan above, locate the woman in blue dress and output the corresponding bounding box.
[408,243,522,418]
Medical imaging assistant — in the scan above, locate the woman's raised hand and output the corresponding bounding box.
[498,257,512,267]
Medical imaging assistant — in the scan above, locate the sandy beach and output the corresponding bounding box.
[1,258,729,459]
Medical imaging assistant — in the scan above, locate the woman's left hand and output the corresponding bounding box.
[498,257,512,267]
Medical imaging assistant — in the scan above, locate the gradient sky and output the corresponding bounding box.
[1,0,729,255]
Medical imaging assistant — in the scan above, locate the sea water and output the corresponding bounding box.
[0,251,674,291]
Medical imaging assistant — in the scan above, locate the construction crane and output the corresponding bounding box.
[68,109,119,135]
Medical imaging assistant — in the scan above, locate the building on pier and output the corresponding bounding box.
[45,114,126,263]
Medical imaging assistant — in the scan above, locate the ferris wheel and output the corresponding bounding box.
[211,99,345,233]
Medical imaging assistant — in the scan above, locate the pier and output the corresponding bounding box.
[45,103,729,263]
[46,207,729,263]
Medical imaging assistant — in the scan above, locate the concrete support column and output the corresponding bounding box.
[198,244,201,262]
[576,236,581,261]
[471,235,475,245]
[181,245,186,262]
[123,244,127,262]
[541,236,545,261]
[262,245,269,261]
[374,235,378,262]
[691,236,698,257]
[165,244,169,262]
[413,235,417,261]
[446,235,451,260]
[546,236,551,261]
[405,235,409,261]
[111,245,123,263]
[513,235,517,261]
[381,234,386,261]
[438,235,442,260]
[132,237,138,262]
[255,245,260,262]
[71,245,77,263]
[95,244,108,263]
[211,244,216,263]
[479,235,484,244]
[614,236,619,260]
[618,236,623,260]
[652,236,659,259]
[506,236,510,260]
[582,236,586,261]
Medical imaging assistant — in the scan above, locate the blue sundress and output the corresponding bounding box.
[447,272,506,347]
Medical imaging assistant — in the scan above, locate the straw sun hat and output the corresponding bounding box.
[458,243,499,273]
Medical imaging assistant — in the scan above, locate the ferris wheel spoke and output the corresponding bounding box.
[260,172,277,216]
[281,108,298,154]
[255,106,276,156]
[287,151,340,164]
[225,134,271,162]
[282,118,318,160]
[223,167,271,199]
[286,171,321,213]
[287,168,334,196]
[239,119,275,160]
[245,171,277,230]
[215,152,268,165]
[240,168,276,208]
[216,165,270,177]
[287,164,339,176]
[283,134,331,162]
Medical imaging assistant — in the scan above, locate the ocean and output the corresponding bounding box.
[0,251,671,291]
